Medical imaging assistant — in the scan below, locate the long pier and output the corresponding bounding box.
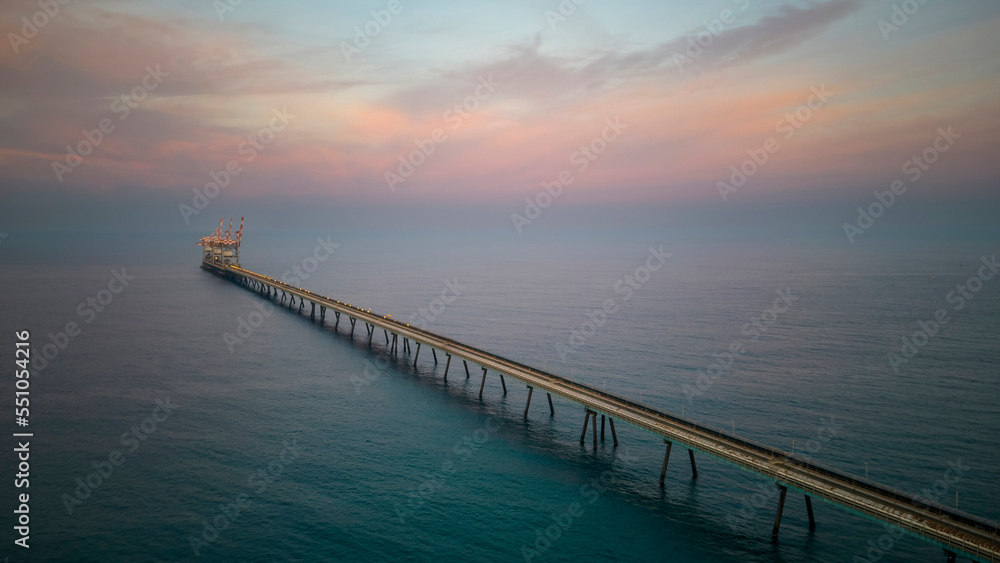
[204,258,999,562]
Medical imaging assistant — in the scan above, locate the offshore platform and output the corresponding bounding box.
[197,217,243,266]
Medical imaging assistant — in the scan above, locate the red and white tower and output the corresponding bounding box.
[196,217,244,265]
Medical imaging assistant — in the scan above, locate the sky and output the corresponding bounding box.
[0,0,998,232]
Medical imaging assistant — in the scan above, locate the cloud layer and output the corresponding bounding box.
[0,0,997,215]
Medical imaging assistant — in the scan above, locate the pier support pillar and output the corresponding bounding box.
[660,440,673,485]
[547,393,554,416]
[320,307,325,321]
[609,418,618,447]
[499,373,507,394]
[443,354,452,381]
[601,415,605,441]
[804,495,815,531]
[463,360,470,379]
[391,333,398,355]
[414,342,421,365]
[384,329,389,344]
[580,410,592,445]
[350,317,356,335]
[311,302,315,318]
[591,412,597,450]
[688,450,698,478]
[524,386,534,419]
[945,551,957,563]
[772,485,788,540]
[479,368,488,399]
[432,349,438,363]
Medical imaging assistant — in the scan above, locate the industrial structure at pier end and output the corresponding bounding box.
[198,218,1000,563]
[197,216,243,265]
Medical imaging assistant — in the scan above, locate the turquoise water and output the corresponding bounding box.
[1,231,998,562]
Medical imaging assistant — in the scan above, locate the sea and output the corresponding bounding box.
[1,229,998,562]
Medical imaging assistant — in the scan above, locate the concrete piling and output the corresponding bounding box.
[772,485,788,539]
[591,412,598,450]
[660,440,673,485]
[805,495,815,531]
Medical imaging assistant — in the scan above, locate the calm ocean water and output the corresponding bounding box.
[1,230,998,562]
